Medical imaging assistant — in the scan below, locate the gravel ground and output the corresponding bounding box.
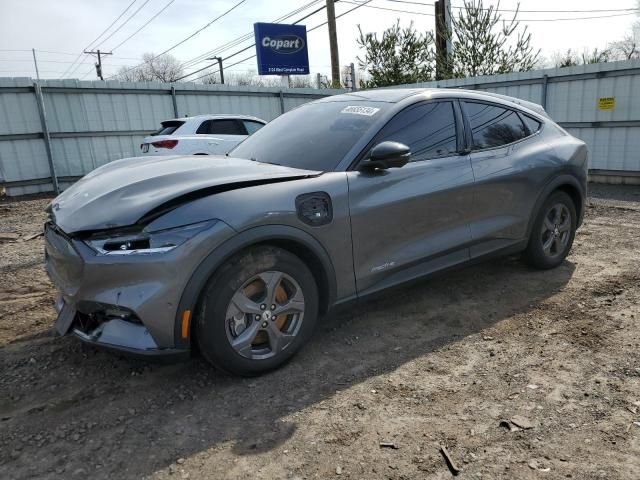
[1,184,639,480]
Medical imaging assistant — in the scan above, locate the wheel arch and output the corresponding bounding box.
[173,225,337,350]
[526,174,586,241]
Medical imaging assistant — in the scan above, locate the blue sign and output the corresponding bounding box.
[254,22,310,75]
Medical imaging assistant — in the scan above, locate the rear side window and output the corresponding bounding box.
[152,121,184,136]
[521,114,542,134]
[373,101,458,162]
[463,102,527,150]
[196,119,246,135]
[243,120,264,135]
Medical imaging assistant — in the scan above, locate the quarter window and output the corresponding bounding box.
[463,102,527,150]
[521,114,542,134]
[373,101,458,162]
[196,119,246,135]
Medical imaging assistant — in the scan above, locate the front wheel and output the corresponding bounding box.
[196,246,319,376]
[523,191,577,269]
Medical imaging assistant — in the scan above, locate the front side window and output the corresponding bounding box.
[372,101,458,162]
[463,102,527,150]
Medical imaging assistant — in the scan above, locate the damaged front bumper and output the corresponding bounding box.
[44,220,235,359]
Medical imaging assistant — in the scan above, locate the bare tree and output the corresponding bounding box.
[199,70,221,85]
[198,70,310,88]
[289,75,313,88]
[610,34,640,60]
[581,48,612,65]
[117,53,184,82]
[550,49,580,68]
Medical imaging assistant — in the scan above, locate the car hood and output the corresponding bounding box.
[48,155,319,233]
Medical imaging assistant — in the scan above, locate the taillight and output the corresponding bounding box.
[151,139,178,149]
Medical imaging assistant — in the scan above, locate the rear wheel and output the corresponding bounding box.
[196,246,318,376]
[523,191,577,269]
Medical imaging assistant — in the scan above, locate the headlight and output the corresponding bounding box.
[85,220,216,255]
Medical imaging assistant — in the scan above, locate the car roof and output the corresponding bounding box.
[315,87,549,118]
[162,114,266,123]
[315,88,428,103]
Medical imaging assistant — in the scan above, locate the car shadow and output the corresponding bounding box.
[0,256,575,479]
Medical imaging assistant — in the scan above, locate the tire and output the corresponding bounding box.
[196,246,319,376]
[523,190,577,269]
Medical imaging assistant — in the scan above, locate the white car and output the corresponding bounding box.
[140,114,266,156]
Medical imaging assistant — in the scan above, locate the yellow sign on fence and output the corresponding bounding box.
[598,97,616,110]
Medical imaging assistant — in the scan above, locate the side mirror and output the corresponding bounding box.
[362,141,411,170]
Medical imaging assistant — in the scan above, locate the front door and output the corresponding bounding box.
[347,101,475,295]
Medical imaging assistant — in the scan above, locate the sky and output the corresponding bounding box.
[0,0,638,82]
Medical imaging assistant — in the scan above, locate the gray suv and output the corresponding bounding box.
[45,88,587,375]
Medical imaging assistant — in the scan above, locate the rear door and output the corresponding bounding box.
[347,100,475,295]
[461,101,540,256]
[197,119,249,154]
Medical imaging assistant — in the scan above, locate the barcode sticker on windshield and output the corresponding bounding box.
[341,105,380,116]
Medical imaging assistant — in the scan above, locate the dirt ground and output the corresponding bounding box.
[1,184,639,480]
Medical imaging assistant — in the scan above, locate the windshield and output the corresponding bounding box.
[230,101,389,171]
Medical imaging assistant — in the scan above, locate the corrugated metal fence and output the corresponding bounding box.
[400,59,640,182]
[1,60,639,196]
[0,78,345,196]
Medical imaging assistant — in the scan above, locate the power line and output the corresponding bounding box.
[517,12,638,22]
[107,0,248,80]
[178,2,330,82]
[179,0,323,71]
[384,0,639,13]
[66,0,154,78]
[0,57,134,66]
[342,0,433,15]
[110,0,176,51]
[14,49,140,60]
[60,0,138,78]
[345,0,639,21]
[189,0,372,83]
[92,0,153,49]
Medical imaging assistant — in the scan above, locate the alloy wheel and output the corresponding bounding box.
[541,203,572,258]
[225,271,305,360]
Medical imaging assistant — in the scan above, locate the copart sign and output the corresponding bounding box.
[254,22,310,75]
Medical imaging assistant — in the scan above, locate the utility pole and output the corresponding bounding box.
[83,49,112,80]
[326,0,340,88]
[349,62,357,91]
[32,48,41,81]
[434,0,452,80]
[207,56,224,84]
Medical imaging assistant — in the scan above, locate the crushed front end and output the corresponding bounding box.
[43,219,234,360]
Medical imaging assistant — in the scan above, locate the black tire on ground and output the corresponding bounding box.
[523,190,577,270]
[196,245,319,376]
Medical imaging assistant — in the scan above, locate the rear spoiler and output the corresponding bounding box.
[459,89,550,119]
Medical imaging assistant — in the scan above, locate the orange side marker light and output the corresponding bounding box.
[181,310,191,339]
